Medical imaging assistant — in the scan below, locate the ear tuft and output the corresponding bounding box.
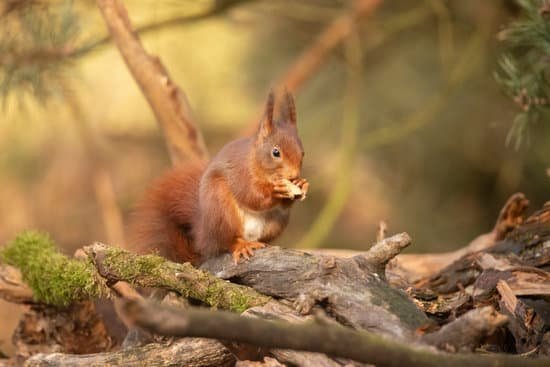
[280,90,296,126]
[265,90,275,123]
[257,90,275,139]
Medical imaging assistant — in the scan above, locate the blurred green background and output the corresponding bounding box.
[0,0,549,352]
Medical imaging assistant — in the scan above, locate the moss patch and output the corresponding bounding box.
[1,230,104,306]
[102,246,165,280]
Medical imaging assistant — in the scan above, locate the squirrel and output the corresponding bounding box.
[126,91,308,265]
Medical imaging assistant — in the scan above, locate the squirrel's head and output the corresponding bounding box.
[253,91,304,182]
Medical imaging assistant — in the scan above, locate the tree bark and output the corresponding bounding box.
[202,233,427,339]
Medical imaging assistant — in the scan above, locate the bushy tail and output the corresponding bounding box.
[125,163,205,264]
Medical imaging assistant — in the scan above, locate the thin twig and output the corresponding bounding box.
[242,0,381,134]
[73,0,254,58]
[273,0,381,95]
[425,0,455,77]
[61,85,126,247]
[362,29,487,151]
[376,220,388,242]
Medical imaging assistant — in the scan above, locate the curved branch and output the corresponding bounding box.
[241,0,381,136]
[96,0,208,166]
[273,0,380,95]
[296,23,363,249]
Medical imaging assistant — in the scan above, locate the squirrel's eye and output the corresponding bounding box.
[271,147,281,158]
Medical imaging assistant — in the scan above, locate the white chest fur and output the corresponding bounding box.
[239,205,288,242]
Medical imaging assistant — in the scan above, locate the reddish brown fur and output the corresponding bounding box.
[126,92,306,264]
[125,162,205,263]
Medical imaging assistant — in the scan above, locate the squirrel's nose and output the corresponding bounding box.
[288,171,300,181]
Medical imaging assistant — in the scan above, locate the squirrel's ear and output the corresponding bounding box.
[280,90,296,126]
[257,90,275,139]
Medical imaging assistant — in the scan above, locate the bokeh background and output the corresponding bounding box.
[0,0,548,353]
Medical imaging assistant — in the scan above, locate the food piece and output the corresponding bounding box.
[282,179,303,200]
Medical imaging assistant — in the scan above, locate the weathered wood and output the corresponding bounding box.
[497,280,550,356]
[415,202,550,295]
[412,201,550,355]
[421,306,508,352]
[24,338,234,367]
[202,233,427,339]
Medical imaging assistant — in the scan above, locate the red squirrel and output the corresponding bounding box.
[126,92,308,264]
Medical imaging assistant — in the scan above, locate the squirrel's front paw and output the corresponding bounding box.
[273,178,308,200]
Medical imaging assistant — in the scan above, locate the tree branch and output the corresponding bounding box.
[0,234,269,312]
[121,298,549,367]
[96,0,208,166]
[83,242,270,312]
[273,0,381,95]
[241,0,382,135]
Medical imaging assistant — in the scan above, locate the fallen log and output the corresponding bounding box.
[2,214,548,364]
[24,338,235,367]
[202,233,428,339]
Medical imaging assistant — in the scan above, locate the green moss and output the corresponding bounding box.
[102,247,165,280]
[200,273,267,312]
[228,290,255,313]
[1,230,103,306]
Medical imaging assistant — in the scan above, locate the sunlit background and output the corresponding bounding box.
[0,0,549,353]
